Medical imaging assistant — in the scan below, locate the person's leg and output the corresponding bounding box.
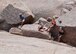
[38,26,44,32]
[58,35,62,42]
[18,19,25,29]
[21,19,25,27]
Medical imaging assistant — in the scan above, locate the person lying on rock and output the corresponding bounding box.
[38,17,52,32]
[38,16,58,32]
[38,20,44,32]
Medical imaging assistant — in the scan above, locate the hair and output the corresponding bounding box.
[59,21,62,24]
[47,17,52,22]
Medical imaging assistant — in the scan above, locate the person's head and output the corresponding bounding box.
[47,17,52,22]
[59,21,62,24]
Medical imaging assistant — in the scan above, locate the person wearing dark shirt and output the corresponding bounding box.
[19,13,26,28]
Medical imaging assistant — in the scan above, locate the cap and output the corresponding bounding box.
[53,15,58,19]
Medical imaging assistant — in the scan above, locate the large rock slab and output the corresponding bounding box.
[0,4,34,24]
[50,0,76,16]
[56,7,76,27]
[0,0,73,21]
[0,17,4,23]
[22,0,67,18]
[24,0,76,18]
[35,17,48,24]
[21,24,50,40]
[60,26,76,47]
[0,4,34,31]
[0,31,76,54]
[9,24,51,40]
[9,27,22,35]
[0,21,12,31]
[0,0,35,17]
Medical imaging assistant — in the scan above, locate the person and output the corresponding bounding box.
[51,16,58,25]
[19,13,26,28]
[58,20,64,41]
[58,21,64,34]
[46,16,56,32]
[38,20,44,32]
[47,17,52,22]
[47,16,61,41]
[47,24,60,41]
[51,16,64,41]
[38,17,52,32]
[38,25,44,32]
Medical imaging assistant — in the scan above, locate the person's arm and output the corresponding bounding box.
[59,27,64,33]
[46,26,51,32]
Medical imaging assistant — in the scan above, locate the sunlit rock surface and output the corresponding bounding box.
[0,31,76,54]
[56,7,76,26]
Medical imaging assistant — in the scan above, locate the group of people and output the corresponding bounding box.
[38,16,64,41]
[19,13,64,41]
[38,16,58,32]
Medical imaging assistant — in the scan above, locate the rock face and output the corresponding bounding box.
[55,7,76,47]
[0,0,34,17]
[51,26,76,47]
[0,0,74,20]
[0,17,4,23]
[0,31,76,54]
[23,0,76,18]
[1,0,76,19]
[0,0,35,31]
[9,24,51,40]
[9,27,22,35]
[56,7,76,26]
[35,17,48,24]
[0,4,34,24]
[51,0,76,16]
[0,21,12,32]
[0,4,22,24]
[9,18,52,40]
[0,4,34,31]
[22,0,66,18]
[60,26,76,47]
